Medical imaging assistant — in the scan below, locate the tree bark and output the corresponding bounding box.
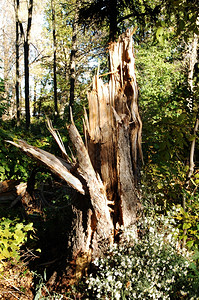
[24,40,30,128]
[19,0,33,129]
[7,29,142,273]
[2,29,9,101]
[51,0,58,116]
[68,0,79,117]
[15,0,20,123]
[33,77,37,117]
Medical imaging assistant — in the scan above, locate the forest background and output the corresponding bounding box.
[0,0,199,299]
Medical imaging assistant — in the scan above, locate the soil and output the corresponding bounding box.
[0,261,34,300]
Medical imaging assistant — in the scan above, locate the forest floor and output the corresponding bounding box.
[0,261,34,299]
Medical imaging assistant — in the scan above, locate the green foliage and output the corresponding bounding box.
[136,41,190,163]
[163,0,199,38]
[40,0,97,119]
[0,117,63,182]
[174,198,199,250]
[0,218,34,262]
[135,32,198,212]
[141,161,188,206]
[79,0,163,42]
[84,207,199,299]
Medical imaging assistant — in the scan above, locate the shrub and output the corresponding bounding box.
[0,218,34,268]
[85,207,199,299]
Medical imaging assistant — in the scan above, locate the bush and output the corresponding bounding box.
[85,207,199,299]
[0,218,34,268]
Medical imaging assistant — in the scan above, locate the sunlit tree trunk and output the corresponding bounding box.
[187,28,198,182]
[182,29,198,246]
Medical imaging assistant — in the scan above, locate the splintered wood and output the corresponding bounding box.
[85,28,142,227]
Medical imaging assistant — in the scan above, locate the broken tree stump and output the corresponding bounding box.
[7,29,143,264]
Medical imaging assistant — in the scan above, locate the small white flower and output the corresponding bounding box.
[107,275,113,282]
[115,291,121,299]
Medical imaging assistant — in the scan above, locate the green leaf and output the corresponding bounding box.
[156,27,164,44]
[186,240,194,248]
[36,248,41,253]
[0,166,5,174]
[183,223,192,230]
[23,223,34,232]
[1,248,11,259]
[156,27,164,38]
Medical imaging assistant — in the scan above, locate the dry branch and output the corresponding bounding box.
[6,140,85,195]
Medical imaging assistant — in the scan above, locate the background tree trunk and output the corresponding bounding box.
[186,25,198,182]
[19,0,33,129]
[2,29,9,101]
[68,0,79,117]
[24,40,30,128]
[7,29,142,274]
[51,0,58,116]
[15,0,20,123]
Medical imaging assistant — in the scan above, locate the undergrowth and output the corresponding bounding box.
[80,205,199,299]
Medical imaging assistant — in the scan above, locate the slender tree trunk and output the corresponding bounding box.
[20,0,33,129]
[15,0,20,122]
[187,30,198,181]
[51,0,58,116]
[33,78,37,117]
[24,40,30,128]
[183,25,198,247]
[69,0,79,116]
[2,29,9,100]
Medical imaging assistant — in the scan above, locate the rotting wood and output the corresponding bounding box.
[0,181,27,205]
[0,180,20,194]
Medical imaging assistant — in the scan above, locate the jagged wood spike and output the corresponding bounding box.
[82,118,88,150]
[83,107,89,133]
[68,146,77,164]
[46,117,71,163]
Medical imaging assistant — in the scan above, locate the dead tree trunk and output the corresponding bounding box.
[7,29,142,264]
